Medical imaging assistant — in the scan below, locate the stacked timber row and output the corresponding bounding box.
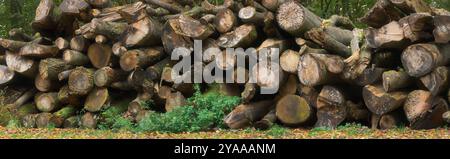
[0,0,450,130]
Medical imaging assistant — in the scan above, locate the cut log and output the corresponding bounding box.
[36,112,58,128]
[127,69,155,93]
[297,53,344,86]
[22,114,39,128]
[55,37,69,50]
[81,112,98,129]
[346,101,370,122]
[95,35,108,44]
[8,28,33,42]
[360,0,405,28]
[241,83,256,103]
[315,86,347,128]
[276,1,322,37]
[89,18,128,40]
[146,57,172,81]
[162,19,193,54]
[276,95,313,126]
[120,16,162,48]
[433,15,450,43]
[0,65,16,86]
[128,92,153,117]
[60,0,91,21]
[5,88,37,110]
[5,52,38,78]
[215,50,236,71]
[214,9,237,34]
[58,69,71,82]
[87,43,114,68]
[58,85,81,107]
[68,67,95,95]
[165,91,186,112]
[87,0,112,9]
[52,106,77,127]
[172,15,214,40]
[32,0,58,31]
[224,100,274,129]
[305,27,353,57]
[353,67,386,86]
[84,87,110,112]
[35,73,60,92]
[379,110,404,129]
[0,38,28,52]
[39,58,72,81]
[401,43,450,77]
[261,0,285,12]
[70,36,91,52]
[112,42,127,57]
[145,0,183,14]
[404,90,448,129]
[239,6,273,26]
[63,50,89,66]
[443,111,450,124]
[254,109,276,130]
[365,21,409,49]
[399,13,433,42]
[280,50,300,74]
[420,66,449,96]
[120,48,165,72]
[389,0,431,14]
[35,92,62,112]
[217,24,258,48]
[382,69,414,92]
[63,115,81,128]
[363,84,408,115]
[94,67,128,87]
[19,43,59,58]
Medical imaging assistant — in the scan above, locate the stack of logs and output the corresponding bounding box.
[1,0,450,130]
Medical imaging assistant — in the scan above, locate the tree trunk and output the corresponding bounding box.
[363,84,408,115]
[382,69,414,92]
[401,43,450,77]
[276,1,322,37]
[224,100,274,129]
[298,53,344,86]
[84,87,110,112]
[68,67,95,96]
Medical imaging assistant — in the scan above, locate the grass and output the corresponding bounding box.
[1,123,450,139]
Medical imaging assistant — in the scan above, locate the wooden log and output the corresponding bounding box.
[261,0,285,12]
[315,86,347,128]
[58,69,72,81]
[64,115,81,128]
[35,92,62,112]
[0,65,16,86]
[214,9,237,34]
[353,67,386,86]
[363,84,408,115]
[146,57,172,81]
[202,38,221,63]
[4,89,37,110]
[433,15,450,43]
[217,24,258,48]
[5,52,38,78]
[60,0,91,22]
[32,0,59,31]
[36,112,58,128]
[297,53,344,87]
[89,18,128,40]
[346,101,369,122]
[87,0,112,9]
[81,112,98,129]
[276,95,313,126]
[94,67,128,87]
[241,83,256,103]
[58,85,81,107]
[305,27,352,57]
[0,38,28,52]
[87,43,114,68]
[52,106,77,127]
[162,19,193,54]
[172,15,214,40]
[8,28,33,42]
[70,36,91,52]
[360,0,405,28]
[323,15,355,30]
[254,109,276,130]
[379,110,404,129]
[224,100,274,129]
[22,114,39,128]
[215,50,236,71]
[55,37,69,50]
[68,67,95,96]
[389,0,431,14]
[128,92,153,117]
[95,35,108,44]
[120,48,165,72]
[251,61,285,91]
[280,50,300,74]
[120,16,162,48]
[420,66,449,96]
[404,90,448,129]
[443,111,450,124]
[84,87,110,112]
[19,43,59,58]
[239,6,273,26]
[165,91,187,112]
[372,51,400,69]
[63,50,89,66]
[399,13,433,42]
[341,42,372,81]
[127,69,155,93]
[39,58,72,81]
[35,73,60,92]
[276,1,322,37]
[401,43,450,77]
[382,69,414,92]
[145,0,184,14]
[275,75,299,102]
[365,21,410,49]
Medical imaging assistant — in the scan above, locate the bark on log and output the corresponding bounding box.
[120,48,165,72]
[88,43,114,68]
[19,43,59,58]
[276,1,322,37]
[365,21,410,49]
[39,58,72,81]
[217,24,258,48]
[55,37,69,50]
[63,50,90,66]
[162,19,193,54]
[363,84,408,115]
[81,112,98,129]
[360,0,405,28]
[354,67,386,86]
[70,36,91,52]
[84,87,110,112]
[390,0,432,14]
[35,92,62,112]
[94,67,128,87]
[276,95,313,126]
[419,66,449,96]
[165,91,186,112]
[315,86,347,128]
[58,85,81,107]
[5,52,38,78]
[404,90,448,129]
[214,9,237,34]
[32,0,59,31]
[63,115,81,128]
[52,106,77,127]
[298,53,344,86]
[0,65,16,86]
[172,15,214,40]
[68,67,95,95]
[120,16,162,48]
[382,69,414,92]
[399,13,433,42]
[433,15,450,43]
[401,43,450,77]
[0,38,28,52]
[224,100,274,129]
[254,109,276,130]
[35,73,61,92]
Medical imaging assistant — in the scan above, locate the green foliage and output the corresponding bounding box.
[136,84,241,133]
[265,125,289,137]
[97,104,133,130]
[6,119,20,129]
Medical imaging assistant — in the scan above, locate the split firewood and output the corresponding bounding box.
[276,95,313,126]
[382,69,414,92]
[81,112,98,129]
[35,92,62,112]
[224,100,274,129]
[214,9,237,34]
[88,43,115,68]
[5,52,38,78]
[315,86,347,128]
[68,67,95,95]
[254,109,276,130]
[404,90,448,129]
[94,67,128,87]
[120,47,165,72]
[218,24,258,48]
[419,66,449,96]
[433,15,450,43]
[39,58,73,81]
[298,53,344,86]
[63,50,90,66]
[276,1,322,37]
[363,84,408,115]
[360,0,405,28]
[70,36,91,52]
[84,87,110,112]
[401,43,450,77]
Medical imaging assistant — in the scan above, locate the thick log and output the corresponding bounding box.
[81,112,98,129]
[55,37,69,50]
[87,43,114,68]
[365,21,409,49]
[382,69,414,92]
[146,57,172,81]
[315,86,347,128]
[433,15,450,43]
[70,36,91,52]
[298,53,344,86]
[120,48,165,72]
[52,106,77,127]
[19,43,59,58]
[305,27,353,57]
[363,84,408,115]
[0,38,28,52]
[63,115,80,128]
[22,114,39,128]
[39,58,72,81]
[214,9,237,34]
[280,50,300,74]
[0,65,16,86]
[68,67,95,96]
[58,85,81,107]
[35,92,62,112]
[404,90,448,129]
[360,0,405,28]
[379,110,404,129]
[276,95,313,126]
[254,109,276,130]
[35,73,60,92]
[172,15,214,40]
[5,52,38,78]
[420,66,449,96]
[94,67,128,87]
[401,43,450,77]
[63,50,90,66]
[84,87,110,112]
[162,19,193,54]
[165,91,186,112]
[399,13,433,42]
[217,24,258,48]
[224,100,274,129]
[32,0,58,31]
[36,112,58,128]
[276,1,322,37]
[120,16,162,48]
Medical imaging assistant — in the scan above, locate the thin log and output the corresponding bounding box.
[217,24,258,48]
[70,36,91,52]
[214,9,237,34]
[19,43,59,58]
[5,52,38,78]
[94,67,128,87]
[224,100,274,129]
[39,58,72,81]
[382,69,414,92]
[420,66,449,96]
[35,92,62,112]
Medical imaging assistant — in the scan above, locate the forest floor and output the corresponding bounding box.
[1,124,449,139]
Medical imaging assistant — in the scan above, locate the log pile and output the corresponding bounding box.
[1,0,450,130]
